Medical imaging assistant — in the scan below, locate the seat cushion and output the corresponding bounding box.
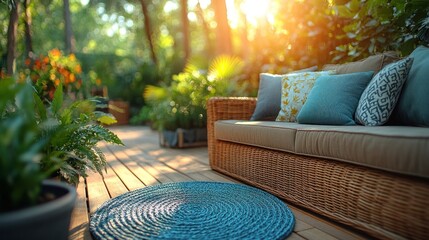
[215,120,301,152]
[215,120,429,178]
[322,51,400,74]
[295,125,429,178]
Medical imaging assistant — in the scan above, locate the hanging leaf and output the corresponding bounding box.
[51,83,63,116]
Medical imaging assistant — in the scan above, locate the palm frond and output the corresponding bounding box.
[208,55,244,81]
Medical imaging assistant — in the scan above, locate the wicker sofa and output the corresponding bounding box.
[207,98,429,239]
[207,47,429,240]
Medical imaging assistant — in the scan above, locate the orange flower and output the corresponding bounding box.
[25,58,31,66]
[75,65,82,74]
[96,78,102,86]
[69,53,76,61]
[54,79,61,86]
[49,49,61,58]
[70,73,76,83]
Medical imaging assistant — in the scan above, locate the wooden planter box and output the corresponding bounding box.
[159,128,207,148]
[108,100,130,125]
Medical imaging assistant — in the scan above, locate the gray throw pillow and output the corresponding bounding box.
[355,57,414,126]
[250,66,317,121]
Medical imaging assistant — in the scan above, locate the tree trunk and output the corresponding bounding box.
[196,0,213,57]
[63,0,76,53]
[211,0,232,55]
[180,0,190,62]
[235,0,249,59]
[139,0,157,65]
[6,3,19,75]
[24,0,33,57]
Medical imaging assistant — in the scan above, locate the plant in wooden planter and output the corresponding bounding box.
[144,55,248,148]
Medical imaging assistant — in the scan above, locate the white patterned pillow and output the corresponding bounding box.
[276,71,333,122]
[355,57,414,126]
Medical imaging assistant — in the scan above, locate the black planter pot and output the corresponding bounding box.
[0,180,76,240]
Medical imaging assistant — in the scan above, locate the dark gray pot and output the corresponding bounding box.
[0,180,76,240]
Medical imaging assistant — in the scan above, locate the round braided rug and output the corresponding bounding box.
[89,182,295,240]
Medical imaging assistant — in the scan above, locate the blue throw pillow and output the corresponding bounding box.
[297,71,374,125]
[250,66,317,121]
[356,57,414,126]
[390,46,429,126]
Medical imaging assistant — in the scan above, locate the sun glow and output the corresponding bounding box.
[227,0,273,28]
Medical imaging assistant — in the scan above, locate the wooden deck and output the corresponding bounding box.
[69,126,367,240]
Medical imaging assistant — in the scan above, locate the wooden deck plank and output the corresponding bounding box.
[86,170,110,214]
[112,146,175,184]
[102,165,128,198]
[103,147,145,191]
[187,172,217,182]
[297,228,338,240]
[69,177,91,240]
[69,126,369,240]
[200,170,240,183]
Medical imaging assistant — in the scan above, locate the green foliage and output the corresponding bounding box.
[42,85,123,185]
[130,105,152,125]
[0,75,123,211]
[144,55,248,131]
[0,79,60,211]
[331,0,429,61]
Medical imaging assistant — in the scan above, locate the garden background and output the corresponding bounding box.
[1,0,428,129]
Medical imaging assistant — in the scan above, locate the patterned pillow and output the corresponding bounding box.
[276,71,333,122]
[250,66,318,121]
[355,57,414,126]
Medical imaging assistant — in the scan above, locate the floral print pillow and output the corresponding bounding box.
[276,71,334,122]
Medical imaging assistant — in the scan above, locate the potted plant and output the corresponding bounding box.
[144,55,248,148]
[0,78,123,239]
[0,80,75,240]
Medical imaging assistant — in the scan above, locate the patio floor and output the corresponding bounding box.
[69,126,367,240]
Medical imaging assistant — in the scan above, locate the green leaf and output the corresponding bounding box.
[97,115,117,125]
[33,93,47,120]
[51,83,63,115]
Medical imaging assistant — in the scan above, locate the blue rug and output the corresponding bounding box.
[90,182,295,239]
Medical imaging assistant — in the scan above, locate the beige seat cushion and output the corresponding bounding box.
[295,125,429,178]
[322,51,400,74]
[215,120,429,178]
[215,120,300,152]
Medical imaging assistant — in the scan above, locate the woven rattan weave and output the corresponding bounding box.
[207,97,429,240]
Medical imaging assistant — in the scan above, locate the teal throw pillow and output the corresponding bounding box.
[250,66,317,121]
[356,57,414,126]
[390,46,429,126]
[297,71,374,125]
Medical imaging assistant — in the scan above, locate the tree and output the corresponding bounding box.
[6,2,19,75]
[139,0,157,65]
[23,0,33,57]
[63,0,75,53]
[180,0,190,62]
[211,0,232,55]
[195,0,213,57]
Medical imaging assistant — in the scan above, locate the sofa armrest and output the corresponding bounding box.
[207,97,257,164]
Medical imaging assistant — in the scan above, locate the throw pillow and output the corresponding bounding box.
[390,46,429,126]
[297,71,374,125]
[250,66,317,121]
[276,71,333,122]
[356,57,414,126]
[322,51,400,74]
